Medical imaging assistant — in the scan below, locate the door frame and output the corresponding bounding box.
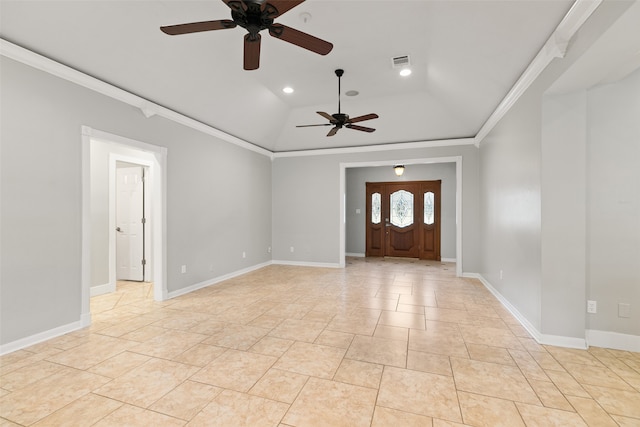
[339,156,462,277]
[81,126,167,327]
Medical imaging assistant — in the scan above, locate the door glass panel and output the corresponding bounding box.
[424,191,435,225]
[390,190,413,228]
[371,192,381,224]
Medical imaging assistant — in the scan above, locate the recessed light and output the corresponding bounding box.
[282,86,294,94]
[399,68,412,77]
[345,90,359,96]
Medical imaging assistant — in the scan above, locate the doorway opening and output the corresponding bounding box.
[81,126,167,327]
[339,156,462,276]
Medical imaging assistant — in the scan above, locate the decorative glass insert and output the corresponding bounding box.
[371,192,381,224]
[390,190,413,228]
[424,191,435,225]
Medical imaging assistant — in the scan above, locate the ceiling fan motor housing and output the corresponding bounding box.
[332,113,349,126]
[231,1,276,37]
[160,0,333,70]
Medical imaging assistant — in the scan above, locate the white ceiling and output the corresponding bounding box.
[1,0,577,152]
[547,0,640,95]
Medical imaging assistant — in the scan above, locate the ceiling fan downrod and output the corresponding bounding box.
[336,68,344,115]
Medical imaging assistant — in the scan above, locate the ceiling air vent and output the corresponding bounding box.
[391,55,411,69]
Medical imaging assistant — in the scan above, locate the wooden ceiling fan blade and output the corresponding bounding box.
[268,24,333,55]
[160,20,236,35]
[244,33,261,70]
[346,124,376,133]
[296,124,332,128]
[266,0,305,17]
[327,127,339,137]
[316,111,334,122]
[348,113,379,124]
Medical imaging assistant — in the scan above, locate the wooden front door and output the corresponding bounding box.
[365,180,441,260]
[385,182,420,257]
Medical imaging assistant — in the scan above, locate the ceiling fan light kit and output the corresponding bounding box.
[160,0,333,70]
[296,69,379,137]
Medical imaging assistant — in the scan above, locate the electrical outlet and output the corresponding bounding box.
[268,246,271,253]
[587,300,597,314]
[290,246,294,253]
[499,270,503,280]
[181,265,187,274]
[242,251,246,258]
[618,303,631,318]
[356,208,361,214]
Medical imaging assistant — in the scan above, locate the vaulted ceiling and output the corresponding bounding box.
[0,0,593,152]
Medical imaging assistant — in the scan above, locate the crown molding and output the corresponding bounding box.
[0,38,274,159]
[474,0,603,146]
[273,138,476,158]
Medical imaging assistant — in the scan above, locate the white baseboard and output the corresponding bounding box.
[167,261,273,299]
[81,312,92,328]
[587,329,640,352]
[441,258,456,263]
[90,282,115,297]
[272,260,341,268]
[167,260,340,301]
[345,252,365,257]
[475,273,588,350]
[537,333,589,350]
[0,320,85,356]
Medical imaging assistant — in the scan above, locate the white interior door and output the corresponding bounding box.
[116,165,144,281]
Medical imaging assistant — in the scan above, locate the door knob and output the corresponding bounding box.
[116,227,122,232]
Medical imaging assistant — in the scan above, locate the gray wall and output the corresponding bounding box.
[272,145,479,272]
[586,68,640,336]
[1,57,272,345]
[540,91,588,339]
[345,163,457,259]
[479,87,544,331]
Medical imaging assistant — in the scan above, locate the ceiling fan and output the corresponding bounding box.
[160,0,333,70]
[297,69,379,137]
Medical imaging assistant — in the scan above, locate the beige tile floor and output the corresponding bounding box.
[1,258,639,426]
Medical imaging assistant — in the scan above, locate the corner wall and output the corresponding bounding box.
[478,0,638,349]
[0,56,272,349]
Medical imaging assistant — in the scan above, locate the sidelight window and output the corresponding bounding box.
[371,192,381,224]
[424,191,435,225]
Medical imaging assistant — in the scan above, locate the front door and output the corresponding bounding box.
[365,180,441,260]
[385,182,420,257]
